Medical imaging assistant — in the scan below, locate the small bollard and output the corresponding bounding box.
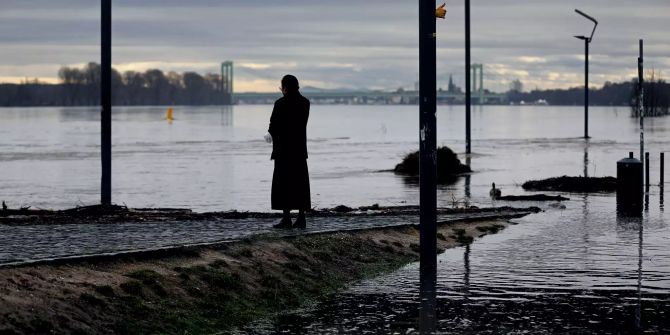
[645,152,650,190]
[661,152,665,187]
[617,152,643,216]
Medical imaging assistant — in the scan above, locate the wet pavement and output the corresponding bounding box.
[0,209,530,266]
[244,192,670,334]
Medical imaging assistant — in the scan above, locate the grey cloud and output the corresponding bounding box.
[0,0,668,91]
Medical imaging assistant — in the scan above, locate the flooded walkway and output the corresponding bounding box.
[0,208,532,266]
[246,193,670,334]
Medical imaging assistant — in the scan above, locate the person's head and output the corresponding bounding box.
[280,75,300,95]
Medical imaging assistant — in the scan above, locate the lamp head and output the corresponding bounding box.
[574,9,598,41]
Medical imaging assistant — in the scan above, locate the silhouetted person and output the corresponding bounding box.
[267,75,311,229]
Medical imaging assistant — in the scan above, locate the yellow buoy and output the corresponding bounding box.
[167,107,174,121]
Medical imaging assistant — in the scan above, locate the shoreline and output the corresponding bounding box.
[0,204,540,226]
[0,214,530,334]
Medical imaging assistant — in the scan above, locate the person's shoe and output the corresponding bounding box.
[293,215,306,229]
[273,218,293,229]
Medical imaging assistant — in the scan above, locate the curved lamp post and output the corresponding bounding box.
[574,9,598,139]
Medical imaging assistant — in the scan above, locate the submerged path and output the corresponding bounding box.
[0,207,536,267]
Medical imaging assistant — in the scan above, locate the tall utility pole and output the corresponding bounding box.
[101,0,112,205]
[638,40,644,169]
[419,0,437,275]
[419,0,438,333]
[464,0,471,154]
[574,9,598,139]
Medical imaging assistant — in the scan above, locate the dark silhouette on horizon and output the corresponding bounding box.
[0,62,230,106]
[268,74,311,229]
[1,63,668,108]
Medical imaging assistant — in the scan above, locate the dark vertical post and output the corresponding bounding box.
[584,39,589,139]
[661,152,665,186]
[645,152,650,190]
[418,0,437,333]
[639,40,644,173]
[464,0,471,154]
[101,0,112,205]
[419,0,437,276]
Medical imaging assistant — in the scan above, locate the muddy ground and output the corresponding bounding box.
[0,215,523,334]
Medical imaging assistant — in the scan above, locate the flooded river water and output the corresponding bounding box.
[1,105,669,332]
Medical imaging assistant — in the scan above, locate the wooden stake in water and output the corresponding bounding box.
[661,152,665,187]
[645,152,650,191]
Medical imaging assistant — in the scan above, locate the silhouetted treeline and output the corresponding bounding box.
[0,62,230,106]
[507,81,648,106]
[630,71,669,117]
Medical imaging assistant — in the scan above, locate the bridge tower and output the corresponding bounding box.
[221,61,234,105]
[471,64,485,104]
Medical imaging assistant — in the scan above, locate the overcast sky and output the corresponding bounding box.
[0,0,668,92]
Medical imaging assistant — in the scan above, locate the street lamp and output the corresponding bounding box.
[574,9,598,139]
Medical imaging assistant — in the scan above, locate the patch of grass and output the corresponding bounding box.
[203,271,241,290]
[476,224,505,234]
[29,318,52,334]
[409,243,420,253]
[126,269,166,295]
[120,281,144,297]
[260,274,280,289]
[437,233,447,241]
[80,293,106,307]
[394,146,472,183]
[450,228,474,245]
[127,269,162,282]
[313,251,332,261]
[106,232,422,334]
[94,285,115,297]
[210,259,228,268]
[238,248,253,257]
[283,261,302,272]
[522,175,617,193]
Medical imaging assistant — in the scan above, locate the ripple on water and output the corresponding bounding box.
[250,194,670,333]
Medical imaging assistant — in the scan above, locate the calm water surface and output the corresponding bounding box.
[1,105,669,332]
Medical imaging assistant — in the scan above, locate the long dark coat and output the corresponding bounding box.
[268,92,311,210]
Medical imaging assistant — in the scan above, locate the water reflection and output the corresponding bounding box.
[636,215,644,330]
[464,156,471,206]
[616,213,644,330]
[419,270,436,334]
[583,140,589,177]
[221,106,234,126]
[661,186,665,211]
[645,193,650,212]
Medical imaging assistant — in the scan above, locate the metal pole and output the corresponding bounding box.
[645,152,650,190]
[101,0,112,205]
[419,0,437,333]
[661,152,665,187]
[419,0,437,275]
[639,40,644,175]
[584,39,589,139]
[464,0,471,154]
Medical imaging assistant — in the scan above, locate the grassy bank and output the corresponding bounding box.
[0,218,519,334]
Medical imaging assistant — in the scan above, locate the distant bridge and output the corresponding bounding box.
[234,90,507,105]
[225,60,506,105]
